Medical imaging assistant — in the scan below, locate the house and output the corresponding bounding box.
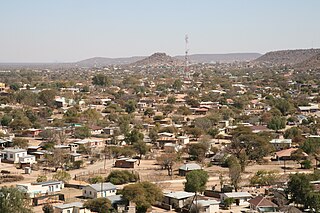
[82,182,117,199]
[23,128,42,137]
[163,191,195,209]
[69,153,82,162]
[103,127,114,136]
[33,181,65,194]
[1,148,28,163]
[17,181,64,198]
[177,136,189,145]
[248,196,278,212]
[220,192,252,206]
[178,163,202,176]
[157,137,178,148]
[90,126,103,135]
[274,148,308,161]
[19,155,36,166]
[196,199,220,213]
[54,202,91,213]
[115,158,138,168]
[269,139,292,151]
[74,139,105,149]
[298,103,319,114]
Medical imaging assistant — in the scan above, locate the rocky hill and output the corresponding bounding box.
[255,48,320,65]
[295,53,320,70]
[131,53,183,67]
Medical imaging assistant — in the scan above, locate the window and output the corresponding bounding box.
[84,190,86,194]
[67,210,71,213]
[10,154,13,158]
[56,185,58,188]
[90,191,92,195]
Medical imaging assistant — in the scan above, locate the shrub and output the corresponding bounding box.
[106,170,139,185]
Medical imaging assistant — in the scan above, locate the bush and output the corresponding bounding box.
[36,175,47,182]
[301,160,312,169]
[106,170,139,185]
[88,176,104,184]
[0,175,24,184]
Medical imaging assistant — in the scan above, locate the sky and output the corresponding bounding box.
[1,0,320,63]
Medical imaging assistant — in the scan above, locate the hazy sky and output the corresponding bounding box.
[1,0,320,62]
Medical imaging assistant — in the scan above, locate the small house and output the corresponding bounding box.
[115,158,138,168]
[54,201,91,213]
[1,148,28,163]
[82,182,117,199]
[33,181,64,194]
[178,163,202,176]
[269,138,292,151]
[220,192,252,206]
[163,191,195,209]
[196,199,220,213]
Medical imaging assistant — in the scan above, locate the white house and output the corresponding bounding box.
[82,182,117,199]
[33,180,64,194]
[17,181,64,198]
[54,202,92,213]
[269,139,292,151]
[19,155,36,164]
[196,199,220,213]
[177,136,189,145]
[163,191,195,209]
[221,192,252,206]
[1,148,28,163]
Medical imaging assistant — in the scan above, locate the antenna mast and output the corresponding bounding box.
[184,34,190,78]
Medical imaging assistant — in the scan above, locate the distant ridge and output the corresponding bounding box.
[176,53,261,63]
[76,56,145,67]
[255,48,320,65]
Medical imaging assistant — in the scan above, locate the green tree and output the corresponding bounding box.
[83,198,112,213]
[184,170,209,193]
[122,182,163,213]
[1,114,12,126]
[125,100,136,114]
[228,157,242,192]
[224,198,235,209]
[42,204,54,213]
[286,173,313,208]
[133,141,149,158]
[267,116,286,131]
[0,187,32,213]
[52,170,71,183]
[74,126,91,139]
[36,175,48,183]
[88,176,105,184]
[12,138,29,149]
[106,170,139,185]
[188,142,209,162]
[172,79,182,90]
[125,129,144,144]
[92,74,111,86]
[38,90,56,107]
[250,170,278,186]
[167,96,176,104]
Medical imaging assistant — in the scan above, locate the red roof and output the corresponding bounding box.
[248,196,278,208]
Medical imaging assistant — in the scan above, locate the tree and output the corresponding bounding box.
[286,173,313,208]
[12,138,29,149]
[172,79,182,90]
[1,114,12,126]
[125,100,136,114]
[267,116,286,131]
[188,142,209,162]
[92,74,111,86]
[250,170,278,186]
[167,96,176,104]
[42,204,54,213]
[133,141,149,158]
[224,198,235,209]
[38,90,56,107]
[83,198,112,213]
[228,157,242,192]
[184,170,209,193]
[36,175,48,183]
[125,129,144,144]
[122,182,163,213]
[0,187,32,213]
[144,108,155,117]
[74,126,91,139]
[156,153,179,176]
[52,170,71,183]
[46,149,70,171]
[88,176,105,184]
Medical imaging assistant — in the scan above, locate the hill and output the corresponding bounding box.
[131,53,183,67]
[295,53,320,70]
[76,56,145,67]
[175,53,261,63]
[255,48,320,65]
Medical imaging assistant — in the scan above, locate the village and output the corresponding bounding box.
[1,53,320,213]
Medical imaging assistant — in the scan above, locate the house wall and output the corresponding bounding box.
[54,207,73,213]
[42,183,64,193]
[82,187,116,199]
